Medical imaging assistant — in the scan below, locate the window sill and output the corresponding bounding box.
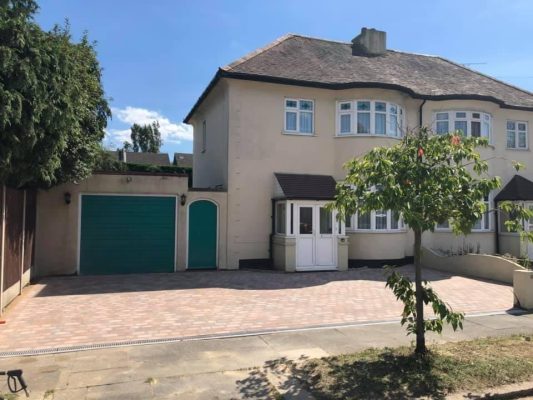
[335,134,402,140]
[282,131,316,137]
[506,147,529,151]
[346,229,407,234]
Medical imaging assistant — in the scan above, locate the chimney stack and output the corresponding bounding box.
[119,149,127,162]
[351,28,387,56]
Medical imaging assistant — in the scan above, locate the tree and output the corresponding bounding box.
[0,0,110,188]
[122,141,133,152]
[130,121,162,153]
[331,128,507,354]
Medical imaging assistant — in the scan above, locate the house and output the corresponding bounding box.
[107,150,171,166]
[184,27,533,271]
[173,153,193,168]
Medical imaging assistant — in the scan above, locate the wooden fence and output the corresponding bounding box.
[0,186,36,314]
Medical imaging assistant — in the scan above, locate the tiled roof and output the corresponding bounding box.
[185,34,533,122]
[495,175,533,201]
[275,173,337,200]
[173,153,193,168]
[107,151,171,166]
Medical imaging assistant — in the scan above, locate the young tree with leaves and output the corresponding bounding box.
[130,121,162,153]
[332,127,518,354]
[0,0,110,188]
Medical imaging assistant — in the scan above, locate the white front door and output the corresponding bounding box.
[296,204,337,271]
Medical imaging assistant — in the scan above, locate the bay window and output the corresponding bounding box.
[506,121,528,149]
[337,100,404,137]
[434,111,492,141]
[347,210,404,231]
[284,99,314,134]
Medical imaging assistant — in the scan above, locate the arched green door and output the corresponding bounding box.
[188,200,217,269]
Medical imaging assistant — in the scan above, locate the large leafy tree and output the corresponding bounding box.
[0,0,110,188]
[127,121,162,153]
[332,128,505,354]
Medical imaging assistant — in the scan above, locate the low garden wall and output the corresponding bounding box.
[421,247,522,284]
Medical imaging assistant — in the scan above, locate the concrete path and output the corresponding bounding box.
[0,312,532,399]
[0,266,512,354]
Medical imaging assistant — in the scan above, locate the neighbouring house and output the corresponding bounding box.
[173,153,193,168]
[184,27,533,271]
[107,150,171,166]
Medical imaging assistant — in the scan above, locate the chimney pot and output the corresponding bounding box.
[351,27,387,56]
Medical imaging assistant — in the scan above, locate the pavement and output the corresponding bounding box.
[1,312,533,399]
[0,266,513,354]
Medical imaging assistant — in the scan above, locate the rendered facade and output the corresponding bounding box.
[185,28,533,271]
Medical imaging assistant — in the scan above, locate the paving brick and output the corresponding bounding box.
[0,266,513,353]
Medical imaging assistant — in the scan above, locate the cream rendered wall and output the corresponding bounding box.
[191,80,229,189]
[193,79,533,267]
[225,80,422,266]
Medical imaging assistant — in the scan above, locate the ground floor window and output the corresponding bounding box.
[346,210,403,231]
[437,196,491,231]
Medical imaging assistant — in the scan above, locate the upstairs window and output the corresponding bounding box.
[337,100,404,137]
[285,99,314,134]
[434,111,492,141]
[507,121,528,149]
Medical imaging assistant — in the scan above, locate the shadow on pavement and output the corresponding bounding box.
[33,265,455,297]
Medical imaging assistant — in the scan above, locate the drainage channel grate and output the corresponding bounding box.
[0,309,522,358]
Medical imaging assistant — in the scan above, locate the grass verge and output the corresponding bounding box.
[297,335,533,399]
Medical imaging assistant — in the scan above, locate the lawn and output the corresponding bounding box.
[295,335,533,399]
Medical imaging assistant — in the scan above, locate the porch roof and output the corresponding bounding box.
[274,173,337,200]
[495,175,533,201]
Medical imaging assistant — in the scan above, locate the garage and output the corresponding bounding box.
[79,194,176,275]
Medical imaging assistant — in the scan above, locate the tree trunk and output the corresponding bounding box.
[414,229,426,354]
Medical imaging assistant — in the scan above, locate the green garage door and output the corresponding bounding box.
[80,195,176,275]
[188,200,217,269]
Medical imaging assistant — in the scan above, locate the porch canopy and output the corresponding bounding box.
[495,175,533,202]
[274,173,337,200]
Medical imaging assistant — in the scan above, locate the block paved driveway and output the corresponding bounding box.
[0,266,513,354]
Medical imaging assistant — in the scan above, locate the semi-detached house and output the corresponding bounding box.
[184,27,533,272]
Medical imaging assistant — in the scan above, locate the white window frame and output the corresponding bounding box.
[284,98,314,135]
[336,100,404,137]
[275,202,287,235]
[346,210,404,232]
[506,120,528,150]
[435,194,492,232]
[433,110,492,143]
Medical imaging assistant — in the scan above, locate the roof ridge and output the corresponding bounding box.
[436,56,533,98]
[223,34,296,70]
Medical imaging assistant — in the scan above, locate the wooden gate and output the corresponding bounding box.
[0,186,36,313]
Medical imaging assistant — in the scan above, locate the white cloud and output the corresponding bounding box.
[104,106,193,149]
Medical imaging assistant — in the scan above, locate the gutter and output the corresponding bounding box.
[494,199,500,254]
[418,99,426,127]
[184,71,533,123]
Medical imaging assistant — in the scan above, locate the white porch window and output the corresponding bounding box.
[276,202,287,234]
[284,99,314,134]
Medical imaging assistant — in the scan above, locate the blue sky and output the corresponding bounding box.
[36,0,533,155]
